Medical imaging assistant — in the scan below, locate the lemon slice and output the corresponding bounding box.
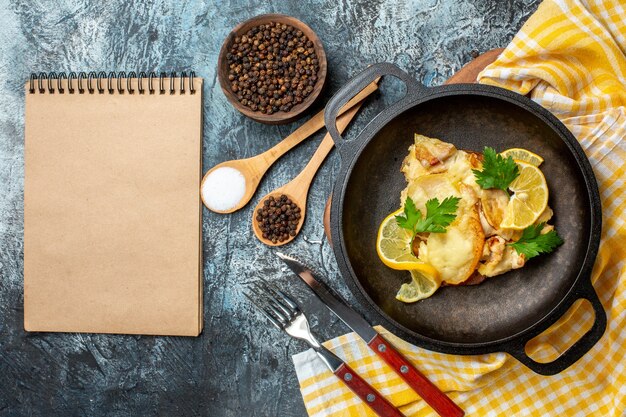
[396,270,441,303]
[500,161,549,230]
[377,209,435,271]
[500,148,544,167]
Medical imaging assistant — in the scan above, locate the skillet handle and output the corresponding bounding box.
[324,63,426,154]
[504,278,607,375]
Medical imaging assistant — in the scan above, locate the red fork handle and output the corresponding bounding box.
[367,334,464,417]
[334,362,405,417]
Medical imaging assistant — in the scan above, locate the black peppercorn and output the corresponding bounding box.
[256,194,302,242]
[227,21,320,114]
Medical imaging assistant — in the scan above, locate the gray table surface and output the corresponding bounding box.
[0,0,540,415]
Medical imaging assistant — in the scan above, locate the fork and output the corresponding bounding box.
[245,280,405,417]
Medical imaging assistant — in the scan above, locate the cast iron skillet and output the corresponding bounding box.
[324,63,605,376]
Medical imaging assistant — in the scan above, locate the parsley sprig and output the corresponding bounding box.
[472,147,520,196]
[508,222,564,259]
[395,196,460,235]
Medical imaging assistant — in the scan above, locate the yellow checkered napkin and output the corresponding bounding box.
[292,0,626,415]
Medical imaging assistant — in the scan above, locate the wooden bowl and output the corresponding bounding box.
[217,14,328,125]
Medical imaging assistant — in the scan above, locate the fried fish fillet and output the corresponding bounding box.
[400,134,552,285]
[424,196,484,284]
[401,149,485,285]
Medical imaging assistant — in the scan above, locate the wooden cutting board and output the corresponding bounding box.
[322,48,504,242]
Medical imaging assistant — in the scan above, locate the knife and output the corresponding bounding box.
[277,252,465,417]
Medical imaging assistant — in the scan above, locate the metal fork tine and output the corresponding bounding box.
[249,282,292,324]
[255,278,277,297]
[250,281,276,305]
[242,291,285,330]
[246,283,332,374]
[265,299,290,324]
[274,288,299,311]
[258,278,299,315]
[256,280,295,319]
[250,281,274,306]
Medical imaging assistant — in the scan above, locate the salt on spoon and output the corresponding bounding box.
[201,167,247,212]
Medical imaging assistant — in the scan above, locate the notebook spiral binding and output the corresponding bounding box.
[28,71,197,95]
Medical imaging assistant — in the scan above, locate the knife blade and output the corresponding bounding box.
[277,253,377,342]
[276,252,464,417]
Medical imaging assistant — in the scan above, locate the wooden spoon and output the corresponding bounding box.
[201,79,380,214]
[252,99,364,246]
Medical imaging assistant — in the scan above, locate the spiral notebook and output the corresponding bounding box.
[24,71,203,336]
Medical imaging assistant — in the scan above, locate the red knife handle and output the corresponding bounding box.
[367,334,464,417]
[334,362,405,417]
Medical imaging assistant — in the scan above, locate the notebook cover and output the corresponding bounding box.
[24,78,203,336]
